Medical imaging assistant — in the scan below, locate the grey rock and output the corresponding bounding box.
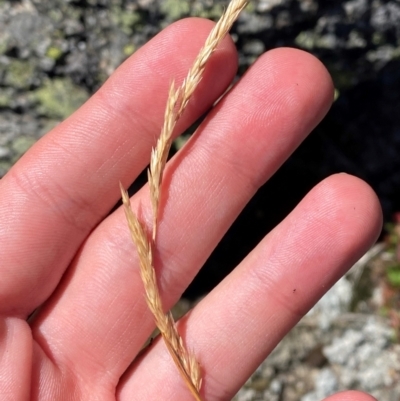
[324,317,398,393]
[343,0,369,20]
[301,368,339,401]
[0,146,10,158]
[7,12,53,58]
[235,388,258,401]
[371,2,400,33]
[237,12,273,34]
[307,277,353,330]
[242,39,265,56]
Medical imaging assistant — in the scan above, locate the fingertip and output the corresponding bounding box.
[314,173,383,246]
[164,16,238,56]
[324,390,378,401]
[223,47,335,189]
[107,16,238,101]
[257,172,383,314]
[257,47,335,130]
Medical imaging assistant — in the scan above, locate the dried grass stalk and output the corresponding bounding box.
[121,1,248,400]
[120,184,202,400]
[148,0,249,241]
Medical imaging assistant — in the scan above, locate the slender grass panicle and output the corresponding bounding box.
[120,184,202,400]
[120,1,248,400]
[148,0,249,241]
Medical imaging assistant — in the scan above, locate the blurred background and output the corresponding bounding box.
[1,1,400,400]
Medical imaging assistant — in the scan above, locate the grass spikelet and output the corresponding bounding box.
[148,81,180,239]
[121,1,248,399]
[120,183,202,401]
[148,0,249,241]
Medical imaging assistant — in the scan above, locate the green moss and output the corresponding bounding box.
[296,31,337,50]
[161,0,190,21]
[246,1,256,12]
[111,7,141,34]
[387,265,400,287]
[46,46,63,60]
[192,3,224,19]
[34,78,89,119]
[325,62,357,91]
[333,71,357,90]
[4,60,36,89]
[123,43,136,56]
[48,9,62,23]
[11,136,37,160]
[122,11,141,33]
[0,160,11,178]
[372,32,385,46]
[0,36,8,55]
[295,31,316,50]
[393,47,400,59]
[96,71,109,86]
[173,134,191,150]
[0,88,13,107]
[57,5,82,22]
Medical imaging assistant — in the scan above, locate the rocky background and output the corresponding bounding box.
[1,0,400,400]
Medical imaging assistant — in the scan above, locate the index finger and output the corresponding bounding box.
[0,18,238,317]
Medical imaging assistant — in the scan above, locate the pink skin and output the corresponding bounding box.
[325,392,379,401]
[0,18,382,401]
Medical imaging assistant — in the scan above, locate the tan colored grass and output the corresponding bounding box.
[120,184,202,400]
[120,1,248,400]
[149,0,249,241]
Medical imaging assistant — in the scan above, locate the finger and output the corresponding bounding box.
[0,318,32,400]
[0,18,237,317]
[31,47,334,394]
[117,174,382,400]
[324,391,378,401]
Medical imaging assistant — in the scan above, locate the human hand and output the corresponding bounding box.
[0,18,382,401]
